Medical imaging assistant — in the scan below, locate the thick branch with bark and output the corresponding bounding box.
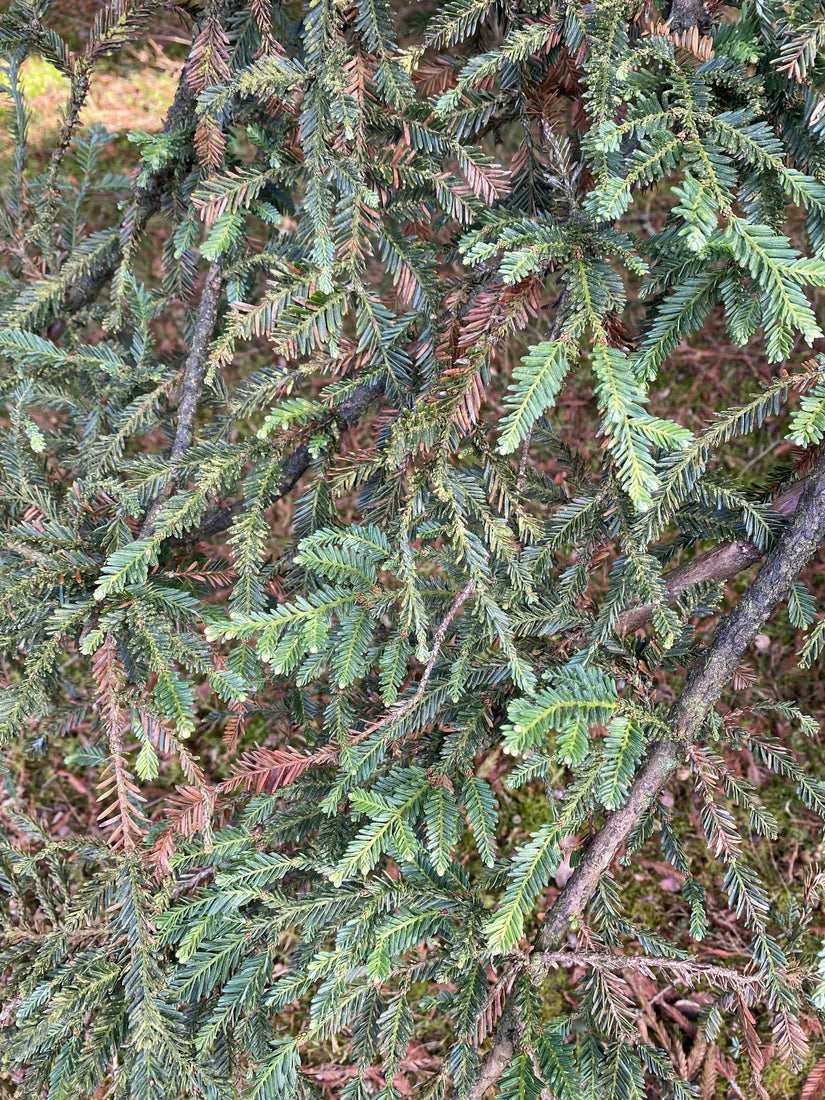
[618,478,806,634]
[169,263,225,466]
[470,446,825,1099]
[193,378,387,539]
[140,261,224,538]
[538,453,825,949]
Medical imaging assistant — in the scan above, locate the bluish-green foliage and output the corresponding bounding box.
[2,1,825,1097]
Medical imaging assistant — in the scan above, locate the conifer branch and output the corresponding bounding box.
[28,1,165,245]
[472,447,825,1098]
[6,3,825,1092]
[29,65,92,244]
[51,13,203,322]
[516,288,570,491]
[92,633,146,853]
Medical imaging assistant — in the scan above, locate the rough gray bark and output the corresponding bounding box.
[140,261,224,538]
[470,445,825,1098]
[666,0,709,33]
[617,478,806,634]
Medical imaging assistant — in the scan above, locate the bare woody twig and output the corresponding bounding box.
[357,579,477,738]
[471,446,825,1098]
[468,1002,519,1100]
[169,263,225,466]
[140,261,224,538]
[28,0,165,245]
[533,951,763,991]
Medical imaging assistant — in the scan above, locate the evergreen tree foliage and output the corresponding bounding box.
[2,0,825,1096]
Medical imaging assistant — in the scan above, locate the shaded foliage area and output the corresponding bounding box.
[2,0,825,1097]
